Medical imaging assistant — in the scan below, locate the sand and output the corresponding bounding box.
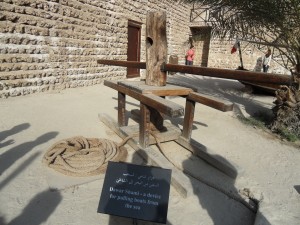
[0,74,299,225]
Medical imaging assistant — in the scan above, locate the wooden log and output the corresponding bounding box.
[146,11,167,86]
[162,63,291,85]
[187,92,234,112]
[97,59,146,69]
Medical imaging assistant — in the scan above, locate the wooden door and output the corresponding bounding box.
[127,21,141,78]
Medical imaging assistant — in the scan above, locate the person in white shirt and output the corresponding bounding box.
[262,49,272,72]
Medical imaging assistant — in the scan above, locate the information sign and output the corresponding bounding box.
[97,161,172,224]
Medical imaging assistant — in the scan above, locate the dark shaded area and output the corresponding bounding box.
[0,132,58,175]
[294,185,300,194]
[0,152,40,190]
[182,147,256,225]
[0,123,30,148]
[8,189,62,225]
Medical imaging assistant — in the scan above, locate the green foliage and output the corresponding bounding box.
[276,127,299,142]
[237,111,299,142]
[237,111,272,129]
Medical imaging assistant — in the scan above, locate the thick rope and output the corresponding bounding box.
[43,136,127,177]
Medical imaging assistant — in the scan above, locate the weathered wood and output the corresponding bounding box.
[187,92,234,112]
[162,63,291,85]
[120,121,181,145]
[175,136,243,179]
[182,99,195,140]
[118,80,193,96]
[142,93,184,118]
[104,80,184,118]
[146,11,167,86]
[149,106,165,131]
[97,59,146,69]
[98,113,192,198]
[118,92,126,126]
[140,103,151,148]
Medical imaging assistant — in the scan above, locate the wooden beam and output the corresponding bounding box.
[162,63,291,85]
[187,92,234,112]
[97,59,146,69]
[104,80,184,118]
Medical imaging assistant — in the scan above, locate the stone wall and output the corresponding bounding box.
[0,0,191,98]
[0,0,289,98]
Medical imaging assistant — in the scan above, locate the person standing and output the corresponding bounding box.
[185,45,195,65]
[262,49,272,72]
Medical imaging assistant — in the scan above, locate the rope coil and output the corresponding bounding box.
[43,136,127,177]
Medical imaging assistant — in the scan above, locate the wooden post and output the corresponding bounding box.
[118,92,126,126]
[140,103,151,148]
[146,11,167,86]
[182,99,195,140]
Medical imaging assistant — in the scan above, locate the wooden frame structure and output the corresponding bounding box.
[98,11,291,198]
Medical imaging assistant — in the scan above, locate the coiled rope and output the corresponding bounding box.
[43,136,128,177]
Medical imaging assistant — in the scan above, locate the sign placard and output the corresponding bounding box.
[97,161,172,224]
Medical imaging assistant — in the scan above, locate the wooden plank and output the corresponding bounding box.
[182,99,195,140]
[98,113,192,198]
[187,92,233,112]
[142,93,184,118]
[146,11,167,86]
[104,80,184,118]
[175,136,243,179]
[97,59,146,69]
[118,80,193,96]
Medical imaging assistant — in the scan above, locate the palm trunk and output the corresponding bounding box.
[270,63,300,139]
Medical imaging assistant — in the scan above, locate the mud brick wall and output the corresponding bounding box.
[208,39,290,74]
[0,0,288,98]
[0,0,191,98]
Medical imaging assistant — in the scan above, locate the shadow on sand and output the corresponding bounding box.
[6,189,62,225]
[0,131,58,176]
[0,123,30,149]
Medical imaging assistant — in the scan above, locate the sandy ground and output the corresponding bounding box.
[0,74,299,225]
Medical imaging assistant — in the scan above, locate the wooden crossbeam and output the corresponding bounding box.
[162,63,291,85]
[97,59,291,85]
[104,80,184,118]
[97,59,146,69]
[187,92,233,112]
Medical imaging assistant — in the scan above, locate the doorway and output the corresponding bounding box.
[190,26,212,67]
[127,20,141,78]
